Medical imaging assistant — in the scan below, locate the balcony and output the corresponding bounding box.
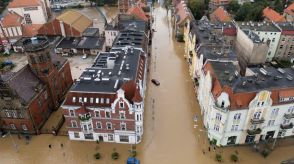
[247,128,262,135]
[79,113,91,122]
[213,104,228,113]
[250,118,265,124]
[280,123,293,130]
[284,113,294,119]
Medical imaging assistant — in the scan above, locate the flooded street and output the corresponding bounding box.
[0,3,293,164]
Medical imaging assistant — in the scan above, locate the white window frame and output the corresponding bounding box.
[22,124,28,131]
[95,110,100,117]
[72,97,76,103]
[10,123,16,130]
[96,122,102,129]
[119,101,124,108]
[96,98,99,103]
[79,97,82,103]
[101,98,104,104]
[69,110,75,117]
[105,111,111,118]
[83,97,87,103]
[71,120,78,128]
[120,122,126,130]
[106,122,112,130]
[90,98,94,103]
[106,98,110,104]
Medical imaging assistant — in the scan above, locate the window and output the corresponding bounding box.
[72,97,76,103]
[106,98,110,104]
[253,111,261,119]
[69,110,75,117]
[105,111,111,118]
[24,13,32,24]
[101,98,104,104]
[10,123,16,130]
[119,102,124,108]
[267,120,275,126]
[288,106,294,113]
[96,122,102,129]
[74,132,80,138]
[90,98,93,103]
[12,111,17,118]
[108,134,114,141]
[283,119,290,125]
[96,98,99,103]
[233,113,241,120]
[22,124,28,131]
[5,111,11,117]
[231,125,238,131]
[280,45,284,49]
[95,111,100,117]
[120,112,125,119]
[120,123,126,130]
[215,113,222,121]
[88,123,92,131]
[119,135,129,142]
[214,124,219,131]
[83,97,87,103]
[79,97,82,103]
[18,112,24,118]
[271,108,279,117]
[71,120,77,128]
[106,122,112,130]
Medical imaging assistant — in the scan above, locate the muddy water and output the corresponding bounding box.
[0,3,294,164]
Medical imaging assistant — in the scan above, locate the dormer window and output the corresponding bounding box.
[221,101,225,108]
[119,102,124,108]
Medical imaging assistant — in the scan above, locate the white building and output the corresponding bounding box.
[237,22,282,61]
[198,60,294,146]
[8,0,50,24]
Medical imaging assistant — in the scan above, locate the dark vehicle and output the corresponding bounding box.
[151,79,160,86]
[127,157,140,164]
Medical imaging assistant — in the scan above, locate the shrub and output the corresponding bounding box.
[131,150,137,157]
[215,154,222,162]
[94,153,101,159]
[231,154,238,162]
[261,148,270,158]
[111,152,119,160]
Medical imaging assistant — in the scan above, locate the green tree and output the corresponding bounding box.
[273,0,284,13]
[188,0,206,20]
[227,0,240,13]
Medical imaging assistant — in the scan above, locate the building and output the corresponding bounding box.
[183,17,237,80]
[237,22,282,61]
[210,7,231,23]
[263,7,286,23]
[105,14,148,50]
[173,0,193,40]
[118,0,144,13]
[238,0,254,5]
[235,26,269,73]
[127,6,149,22]
[38,10,92,37]
[7,0,50,24]
[61,29,149,143]
[284,3,294,22]
[0,37,73,134]
[55,36,104,56]
[209,0,231,12]
[274,22,294,61]
[198,60,294,146]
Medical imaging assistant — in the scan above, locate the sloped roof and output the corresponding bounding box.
[127,6,148,22]
[6,65,44,104]
[132,87,143,102]
[22,24,43,37]
[175,2,192,25]
[263,7,286,22]
[284,2,294,16]
[210,7,231,23]
[56,10,93,33]
[1,12,23,28]
[8,0,41,8]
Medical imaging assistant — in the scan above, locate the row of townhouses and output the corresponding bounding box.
[61,16,150,144]
[174,0,294,146]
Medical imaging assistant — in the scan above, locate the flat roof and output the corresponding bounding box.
[237,21,280,32]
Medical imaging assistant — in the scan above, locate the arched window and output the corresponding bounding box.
[253,111,261,119]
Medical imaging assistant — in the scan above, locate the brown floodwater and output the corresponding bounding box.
[0,3,293,164]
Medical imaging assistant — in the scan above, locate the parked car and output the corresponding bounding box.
[82,54,87,59]
[127,157,140,164]
[151,79,160,86]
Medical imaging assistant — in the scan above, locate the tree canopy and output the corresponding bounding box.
[188,0,206,20]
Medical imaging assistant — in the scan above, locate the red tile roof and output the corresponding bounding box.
[127,6,148,22]
[22,24,42,37]
[1,11,23,28]
[284,2,294,16]
[132,87,143,102]
[210,7,231,23]
[8,0,41,8]
[263,7,286,22]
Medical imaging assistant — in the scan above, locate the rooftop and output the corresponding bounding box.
[105,14,147,32]
[127,6,149,22]
[70,47,144,93]
[8,0,41,8]
[197,45,237,61]
[275,22,294,31]
[263,7,286,23]
[284,2,294,16]
[112,31,147,51]
[237,21,280,32]
[210,6,231,23]
[242,29,262,43]
[56,37,104,50]
[82,28,99,37]
[1,11,23,28]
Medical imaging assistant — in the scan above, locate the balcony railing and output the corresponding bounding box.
[284,113,294,119]
[250,118,265,124]
[213,104,228,113]
[280,123,293,130]
[79,114,91,122]
[247,128,262,135]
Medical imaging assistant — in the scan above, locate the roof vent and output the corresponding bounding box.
[277,68,285,74]
[274,76,282,80]
[286,75,293,81]
[224,71,229,74]
[114,79,119,88]
[260,68,267,76]
[83,77,91,80]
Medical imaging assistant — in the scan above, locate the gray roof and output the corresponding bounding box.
[70,48,144,93]
[197,45,237,61]
[105,14,147,32]
[56,37,104,50]
[275,22,294,31]
[209,61,294,93]
[56,37,81,49]
[237,21,280,32]
[112,30,147,51]
[243,30,262,43]
[2,65,44,104]
[83,28,99,37]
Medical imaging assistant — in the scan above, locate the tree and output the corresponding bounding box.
[227,0,240,13]
[188,0,206,20]
[273,0,284,13]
